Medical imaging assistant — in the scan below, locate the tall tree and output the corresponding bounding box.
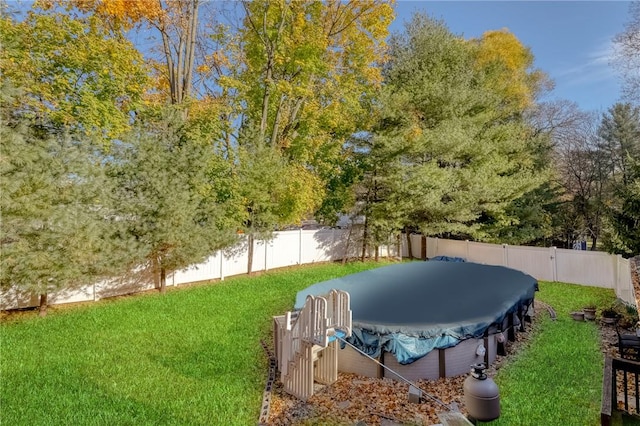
[0,8,148,138]
[108,110,236,293]
[613,2,640,104]
[369,14,548,246]
[220,0,393,268]
[598,103,640,186]
[38,0,200,106]
[0,6,150,314]
[0,110,113,316]
[555,113,607,249]
[230,0,393,219]
[599,102,640,255]
[604,158,640,256]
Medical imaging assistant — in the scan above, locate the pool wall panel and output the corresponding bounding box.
[382,349,441,381]
[337,336,500,381]
[338,345,380,378]
[444,338,487,377]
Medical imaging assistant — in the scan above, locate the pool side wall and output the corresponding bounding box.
[337,335,498,381]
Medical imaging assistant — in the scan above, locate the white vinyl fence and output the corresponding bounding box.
[0,231,634,310]
[0,228,382,310]
[420,237,635,305]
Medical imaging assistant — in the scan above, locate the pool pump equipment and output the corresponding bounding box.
[463,363,500,423]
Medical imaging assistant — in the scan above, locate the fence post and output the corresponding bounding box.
[299,229,303,265]
[550,246,557,282]
[502,244,508,267]
[220,249,225,281]
[265,239,269,272]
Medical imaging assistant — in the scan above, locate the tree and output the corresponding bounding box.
[598,103,640,187]
[235,0,393,149]
[37,0,200,106]
[473,29,548,113]
[232,131,323,274]
[229,0,394,223]
[613,2,640,104]
[604,158,640,256]
[0,6,148,314]
[0,8,148,138]
[107,110,236,292]
[0,110,113,316]
[368,14,548,246]
[554,113,607,249]
[598,102,640,255]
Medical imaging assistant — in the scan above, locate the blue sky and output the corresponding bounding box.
[391,1,632,113]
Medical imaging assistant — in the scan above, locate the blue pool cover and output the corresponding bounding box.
[294,261,537,364]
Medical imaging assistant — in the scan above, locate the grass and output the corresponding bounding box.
[0,261,391,426]
[481,281,617,426]
[0,263,623,425]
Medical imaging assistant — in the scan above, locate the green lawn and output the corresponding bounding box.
[0,263,621,426]
[0,261,391,426]
[481,281,617,426]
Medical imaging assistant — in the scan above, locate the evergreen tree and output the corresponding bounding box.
[605,158,640,256]
[0,117,112,315]
[369,14,548,244]
[598,103,640,187]
[107,110,235,292]
[599,103,640,256]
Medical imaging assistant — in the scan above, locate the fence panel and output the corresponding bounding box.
[411,234,424,258]
[49,285,95,304]
[504,245,554,281]
[466,242,506,266]
[221,242,249,277]
[0,288,39,310]
[617,257,634,305]
[300,230,333,264]
[426,238,468,260]
[555,248,615,288]
[172,253,222,286]
[96,273,156,299]
[269,231,303,269]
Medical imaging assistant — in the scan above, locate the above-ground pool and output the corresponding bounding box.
[294,260,538,380]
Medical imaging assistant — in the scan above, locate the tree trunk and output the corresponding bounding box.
[361,216,368,262]
[183,0,199,102]
[260,61,272,140]
[374,245,379,262]
[271,95,285,147]
[158,0,199,105]
[247,233,254,275]
[342,226,353,265]
[159,267,167,293]
[405,226,413,259]
[39,293,48,317]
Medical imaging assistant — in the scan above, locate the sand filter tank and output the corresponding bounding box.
[463,363,500,422]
